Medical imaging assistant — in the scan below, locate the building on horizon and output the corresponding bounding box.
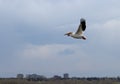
[63,73,69,79]
[17,74,24,79]
[26,74,47,81]
[52,75,62,80]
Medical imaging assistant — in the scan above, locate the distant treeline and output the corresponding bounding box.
[0,78,120,84]
[1,77,120,81]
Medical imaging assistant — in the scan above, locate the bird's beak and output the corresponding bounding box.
[64,33,68,35]
[64,32,72,36]
[64,33,69,36]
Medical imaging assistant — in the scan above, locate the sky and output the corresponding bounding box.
[0,0,120,78]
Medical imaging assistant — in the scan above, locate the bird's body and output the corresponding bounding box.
[70,33,83,39]
[65,18,86,40]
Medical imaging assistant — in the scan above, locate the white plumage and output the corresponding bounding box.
[65,18,86,40]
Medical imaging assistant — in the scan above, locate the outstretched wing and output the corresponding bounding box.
[75,18,86,35]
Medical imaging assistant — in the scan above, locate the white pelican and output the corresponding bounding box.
[65,18,86,40]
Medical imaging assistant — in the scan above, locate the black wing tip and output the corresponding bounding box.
[80,18,86,31]
[80,18,86,22]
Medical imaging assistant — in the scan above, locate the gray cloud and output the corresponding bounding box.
[0,0,120,77]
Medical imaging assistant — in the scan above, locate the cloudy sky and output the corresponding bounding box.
[0,0,120,78]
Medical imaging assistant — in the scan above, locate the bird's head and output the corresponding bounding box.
[64,32,73,36]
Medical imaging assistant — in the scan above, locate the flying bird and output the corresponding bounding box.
[65,18,86,40]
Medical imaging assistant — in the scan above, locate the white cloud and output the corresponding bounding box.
[17,42,120,77]
[19,44,82,59]
[89,18,120,45]
[17,44,91,72]
[1,0,120,77]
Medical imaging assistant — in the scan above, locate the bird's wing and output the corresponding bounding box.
[75,18,86,35]
[75,24,83,35]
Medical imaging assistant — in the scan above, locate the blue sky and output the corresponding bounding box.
[0,0,120,78]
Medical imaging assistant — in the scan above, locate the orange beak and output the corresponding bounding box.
[64,32,72,36]
[64,33,68,36]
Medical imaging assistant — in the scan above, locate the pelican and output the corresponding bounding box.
[65,18,86,40]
